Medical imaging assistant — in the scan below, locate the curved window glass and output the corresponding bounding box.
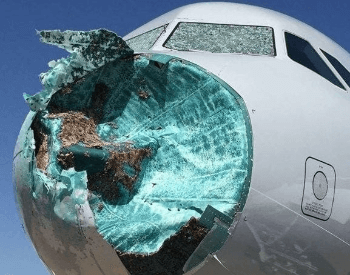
[164,22,276,56]
[126,24,168,51]
[321,49,350,88]
[285,32,345,90]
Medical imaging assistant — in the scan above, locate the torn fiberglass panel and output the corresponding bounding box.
[14,29,253,274]
[24,29,133,112]
[41,54,252,254]
[164,22,275,56]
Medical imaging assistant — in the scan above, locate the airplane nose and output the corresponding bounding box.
[14,30,253,275]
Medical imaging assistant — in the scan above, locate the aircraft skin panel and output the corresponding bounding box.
[185,254,233,275]
[215,188,350,274]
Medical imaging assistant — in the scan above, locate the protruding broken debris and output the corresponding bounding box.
[56,142,152,203]
[117,217,209,275]
[57,151,75,170]
[24,29,133,112]
[31,115,49,171]
[48,111,105,148]
[138,90,150,100]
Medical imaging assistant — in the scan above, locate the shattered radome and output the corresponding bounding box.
[15,28,252,275]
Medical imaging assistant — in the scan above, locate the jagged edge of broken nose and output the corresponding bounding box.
[23,29,134,112]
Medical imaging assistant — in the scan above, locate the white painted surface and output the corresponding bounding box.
[124,3,350,273]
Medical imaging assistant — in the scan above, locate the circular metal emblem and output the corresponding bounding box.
[312,171,328,200]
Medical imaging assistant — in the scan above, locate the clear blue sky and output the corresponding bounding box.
[1,0,349,274]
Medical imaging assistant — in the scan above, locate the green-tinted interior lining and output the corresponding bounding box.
[29,52,252,254]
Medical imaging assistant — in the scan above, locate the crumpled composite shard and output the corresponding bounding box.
[24,29,133,112]
[14,28,252,271]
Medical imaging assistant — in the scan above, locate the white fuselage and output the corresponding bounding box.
[125,3,350,274]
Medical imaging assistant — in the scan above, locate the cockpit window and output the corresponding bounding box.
[163,22,276,56]
[321,49,350,88]
[126,24,168,51]
[285,32,345,90]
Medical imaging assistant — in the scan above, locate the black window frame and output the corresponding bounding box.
[321,49,350,89]
[284,32,345,90]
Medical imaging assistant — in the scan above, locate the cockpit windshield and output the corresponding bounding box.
[164,22,276,56]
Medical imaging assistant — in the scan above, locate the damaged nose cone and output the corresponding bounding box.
[13,29,252,274]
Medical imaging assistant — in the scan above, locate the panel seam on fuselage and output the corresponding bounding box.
[250,187,350,247]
